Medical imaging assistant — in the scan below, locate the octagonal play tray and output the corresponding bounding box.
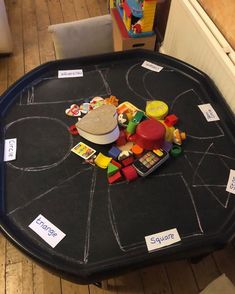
[0,50,234,284]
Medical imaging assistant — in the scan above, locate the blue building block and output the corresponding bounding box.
[108,146,121,159]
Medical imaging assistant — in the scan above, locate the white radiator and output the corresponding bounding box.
[160,0,235,113]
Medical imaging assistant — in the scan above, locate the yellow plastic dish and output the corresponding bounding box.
[146,100,169,120]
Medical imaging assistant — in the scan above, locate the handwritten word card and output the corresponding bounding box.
[226,170,235,195]
[142,61,163,73]
[4,138,17,162]
[58,69,83,78]
[198,103,220,122]
[29,214,66,248]
[145,228,181,252]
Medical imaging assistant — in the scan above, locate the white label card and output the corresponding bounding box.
[198,103,220,122]
[145,228,181,252]
[58,69,83,78]
[4,138,17,161]
[226,169,235,195]
[141,61,163,73]
[29,214,66,248]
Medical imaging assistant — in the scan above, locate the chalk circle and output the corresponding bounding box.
[5,116,73,171]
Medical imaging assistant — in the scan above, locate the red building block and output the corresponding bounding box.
[164,114,179,127]
[108,171,122,184]
[111,159,122,169]
[121,156,134,167]
[122,165,138,181]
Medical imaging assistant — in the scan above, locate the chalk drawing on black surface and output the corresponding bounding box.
[125,62,174,101]
[83,167,97,263]
[5,116,73,172]
[7,166,93,265]
[171,89,224,139]
[143,71,155,100]
[7,167,92,216]
[126,63,153,101]
[108,173,203,252]
[185,143,235,208]
[19,69,111,105]
[95,66,112,97]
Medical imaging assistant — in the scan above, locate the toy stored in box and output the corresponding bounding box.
[116,0,157,37]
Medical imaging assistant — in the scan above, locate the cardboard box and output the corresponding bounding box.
[111,8,156,51]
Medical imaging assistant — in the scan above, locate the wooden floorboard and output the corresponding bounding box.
[1,0,235,293]
[60,0,77,22]
[0,235,6,294]
[6,0,25,86]
[166,260,199,294]
[191,255,220,291]
[35,0,55,63]
[141,264,172,294]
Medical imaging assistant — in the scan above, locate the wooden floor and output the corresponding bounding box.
[1,0,235,293]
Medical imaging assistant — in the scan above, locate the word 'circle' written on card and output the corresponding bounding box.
[4,138,17,162]
[141,61,163,73]
[29,214,66,248]
[198,103,220,122]
[58,69,83,78]
[145,228,181,252]
[226,170,235,195]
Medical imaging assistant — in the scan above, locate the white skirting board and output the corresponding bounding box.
[160,0,235,113]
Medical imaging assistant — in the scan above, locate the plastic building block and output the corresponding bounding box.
[108,146,121,159]
[173,129,186,145]
[108,171,122,184]
[170,145,182,157]
[94,152,112,169]
[164,114,179,127]
[122,165,138,181]
[131,144,143,156]
[111,159,122,169]
[116,130,127,146]
[121,156,134,167]
[107,163,119,176]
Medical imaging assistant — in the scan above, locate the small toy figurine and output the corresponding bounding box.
[118,113,129,127]
[132,21,142,34]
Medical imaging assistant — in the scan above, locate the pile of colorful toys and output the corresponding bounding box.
[66,96,186,184]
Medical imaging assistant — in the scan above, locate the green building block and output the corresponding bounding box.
[107,163,119,176]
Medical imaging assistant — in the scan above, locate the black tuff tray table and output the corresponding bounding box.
[0,50,235,284]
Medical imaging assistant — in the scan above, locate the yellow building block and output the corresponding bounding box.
[94,152,112,169]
